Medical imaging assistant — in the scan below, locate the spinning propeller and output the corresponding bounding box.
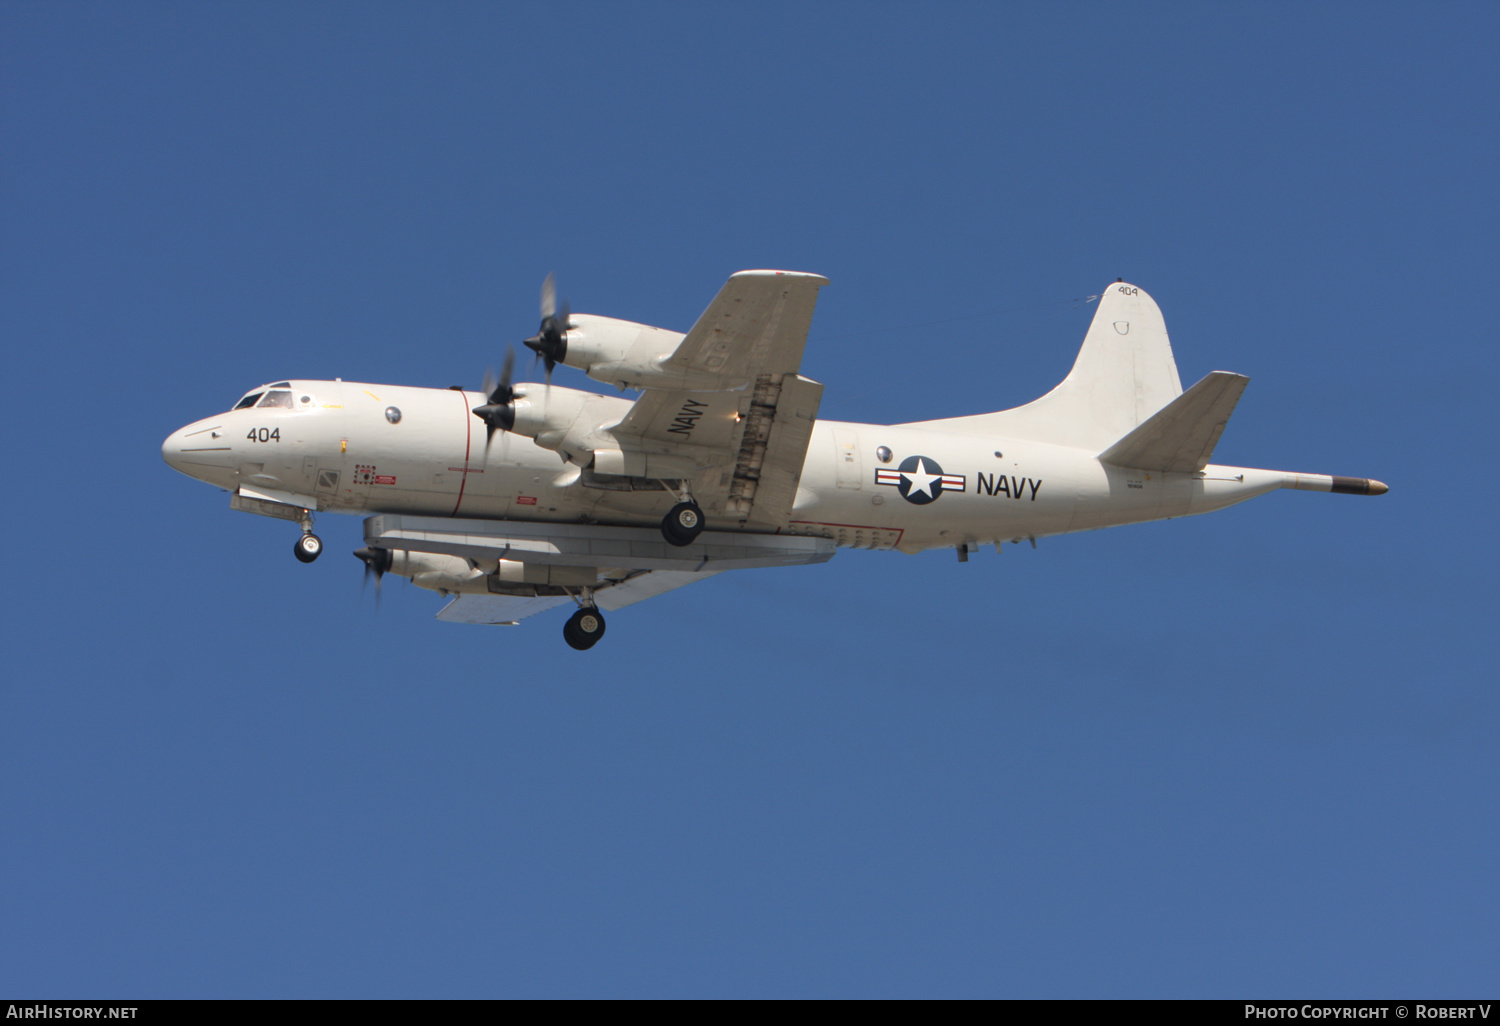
[472,348,517,452]
[353,546,393,606]
[522,272,569,383]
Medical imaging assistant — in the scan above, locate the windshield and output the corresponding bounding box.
[232,383,296,411]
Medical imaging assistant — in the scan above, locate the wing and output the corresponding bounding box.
[660,269,829,385]
[434,569,718,625]
[607,270,829,528]
[594,569,720,610]
[436,593,573,625]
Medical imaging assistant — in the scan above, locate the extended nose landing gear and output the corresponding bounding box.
[292,510,322,563]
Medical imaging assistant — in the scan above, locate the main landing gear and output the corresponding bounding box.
[563,606,606,650]
[292,511,322,563]
[293,533,323,562]
[661,500,705,547]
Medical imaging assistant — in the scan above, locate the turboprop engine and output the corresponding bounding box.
[471,346,636,469]
[548,314,691,392]
[518,274,746,392]
[354,548,487,594]
[479,381,635,469]
[353,548,599,596]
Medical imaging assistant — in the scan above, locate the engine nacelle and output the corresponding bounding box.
[390,549,599,597]
[564,314,755,392]
[493,560,598,587]
[386,550,487,594]
[501,384,638,471]
[561,314,684,391]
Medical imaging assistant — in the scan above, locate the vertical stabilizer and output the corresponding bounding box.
[909,282,1185,451]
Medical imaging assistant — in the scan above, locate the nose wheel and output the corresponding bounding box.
[661,501,705,546]
[293,532,323,563]
[563,607,606,650]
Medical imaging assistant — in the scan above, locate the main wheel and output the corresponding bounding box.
[293,532,323,563]
[563,607,607,650]
[661,501,704,547]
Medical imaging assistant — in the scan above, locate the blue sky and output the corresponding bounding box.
[2,1,1496,998]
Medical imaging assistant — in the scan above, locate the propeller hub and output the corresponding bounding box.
[472,402,516,433]
[353,546,393,576]
[525,273,569,382]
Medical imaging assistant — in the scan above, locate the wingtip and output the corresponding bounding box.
[731,269,831,286]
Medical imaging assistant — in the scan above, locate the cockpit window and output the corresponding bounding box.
[234,392,264,410]
[258,390,295,409]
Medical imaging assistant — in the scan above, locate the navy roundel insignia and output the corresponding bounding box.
[874,455,967,505]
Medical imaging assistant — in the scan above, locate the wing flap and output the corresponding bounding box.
[1097,371,1249,473]
[734,374,824,527]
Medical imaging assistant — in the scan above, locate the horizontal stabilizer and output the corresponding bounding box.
[1098,371,1249,473]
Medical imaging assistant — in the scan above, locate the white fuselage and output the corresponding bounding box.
[163,379,1287,555]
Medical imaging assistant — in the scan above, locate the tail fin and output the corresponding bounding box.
[909,282,1185,450]
[1098,371,1248,472]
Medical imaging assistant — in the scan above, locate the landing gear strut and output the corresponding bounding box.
[563,606,606,650]
[661,501,704,546]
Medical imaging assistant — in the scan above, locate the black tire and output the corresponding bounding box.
[563,607,606,650]
[661,501,704,547]
[294,533,322,563]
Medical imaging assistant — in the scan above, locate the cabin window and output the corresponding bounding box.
[258,390,295,409]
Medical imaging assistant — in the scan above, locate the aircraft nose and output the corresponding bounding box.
[162,428,187,471]
[162,418,231,477]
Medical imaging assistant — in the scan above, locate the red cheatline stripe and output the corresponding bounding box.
[453,390,472,516]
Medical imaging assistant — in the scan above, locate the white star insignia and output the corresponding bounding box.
[902,458,940,499]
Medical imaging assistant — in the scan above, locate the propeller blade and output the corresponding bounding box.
[486,348,515,405]
[353,547,392,608]
[548,298,570,384]
[523,274,569,384]
[540,271,556,321]
[499,348,514,393]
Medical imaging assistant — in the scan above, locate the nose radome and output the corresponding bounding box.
[162,419,230,477]
[162,428,187,471]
